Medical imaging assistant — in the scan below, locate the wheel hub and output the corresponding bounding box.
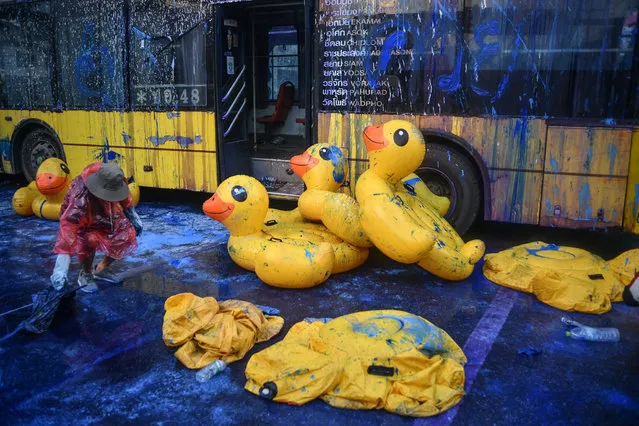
[30,139,58,171]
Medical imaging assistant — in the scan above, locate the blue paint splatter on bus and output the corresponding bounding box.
[149,135,202,148]
[607,144,617,176]
[549,155,559,173]
[579,183,593,219]
[93,139,123,164]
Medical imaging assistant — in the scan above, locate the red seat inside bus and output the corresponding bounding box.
[256,81,295,124]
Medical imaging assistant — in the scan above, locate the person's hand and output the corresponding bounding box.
[50,254,71,290]
[50,271,68,290]
[132,222,143,237]
[124,207,143,237]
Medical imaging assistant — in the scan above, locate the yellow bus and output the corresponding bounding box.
[1,0,638,235]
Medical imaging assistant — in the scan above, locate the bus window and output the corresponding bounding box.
[129,0,211,110]
[267,25,299,102]
[0,2,54,109]
[466,0,638,119]
[54,0,126,109]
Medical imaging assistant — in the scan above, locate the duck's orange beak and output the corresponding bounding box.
[203,194,234,222]
[36,173,67,195]
[363,125,388,152]
[290,151,319,178]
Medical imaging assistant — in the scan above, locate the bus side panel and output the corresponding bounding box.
[318,112,546,225]
[431,116,546,225]
[0,111,20,173]
[129,111,218,192]
[3,110,218,192]
[540,126,631,228]
[623,130,639,234]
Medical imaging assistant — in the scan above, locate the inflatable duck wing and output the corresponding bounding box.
[203,175,368,289]
[291,144,372,247]
[13,159,140,220]
[484,242,639,314]
[397,173,450,217]
[355,120,485,280]
[264,206,304,225]
[12,158,71,220]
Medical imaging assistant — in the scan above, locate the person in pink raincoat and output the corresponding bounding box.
[49,162,143,293]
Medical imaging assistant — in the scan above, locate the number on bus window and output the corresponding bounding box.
[180,89,189,104]
[191,89,200,105]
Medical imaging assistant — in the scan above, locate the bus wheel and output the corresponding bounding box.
[20,129,64,182]
[415,143,481,235]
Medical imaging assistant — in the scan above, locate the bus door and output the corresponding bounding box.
[215,7,251,179]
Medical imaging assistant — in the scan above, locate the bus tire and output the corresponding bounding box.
[19,129,64,182]
[415,143,481,235]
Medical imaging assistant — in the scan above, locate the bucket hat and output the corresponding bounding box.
[85,163,130,202]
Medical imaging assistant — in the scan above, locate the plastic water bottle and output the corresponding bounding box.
[562,317,620,342]
[195,360,227,382]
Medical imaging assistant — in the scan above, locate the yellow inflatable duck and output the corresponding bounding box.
[203,175,368,289]
[12,158,71,220]
[291,144,372,247]
[355,120,485,281]
[12,159,140,220]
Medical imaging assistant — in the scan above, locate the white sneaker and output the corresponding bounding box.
[78,271,98,293]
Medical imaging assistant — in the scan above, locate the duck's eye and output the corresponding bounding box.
[393,129,409,146]
[231,185,248,202]
[60,163,70,174]
[319,147,331,161]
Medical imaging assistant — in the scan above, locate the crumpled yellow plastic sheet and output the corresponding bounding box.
[244,310,466,417]
[162,293,284,369]
[483,242,639,314]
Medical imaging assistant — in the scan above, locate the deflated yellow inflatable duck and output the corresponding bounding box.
[12,159,140,220]
[484,242,639,314]
[244,310,467,417]
[291,144,372,247]
[203,175,368,288]
[355,120,485,281]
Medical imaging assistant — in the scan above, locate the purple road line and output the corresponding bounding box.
[414,287,518,426]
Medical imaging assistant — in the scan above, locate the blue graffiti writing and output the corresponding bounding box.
[437,38,463,93]
[75,23,115,104]
[470,20,500,96]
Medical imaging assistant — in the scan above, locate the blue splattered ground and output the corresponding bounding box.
[0,179,638,425]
